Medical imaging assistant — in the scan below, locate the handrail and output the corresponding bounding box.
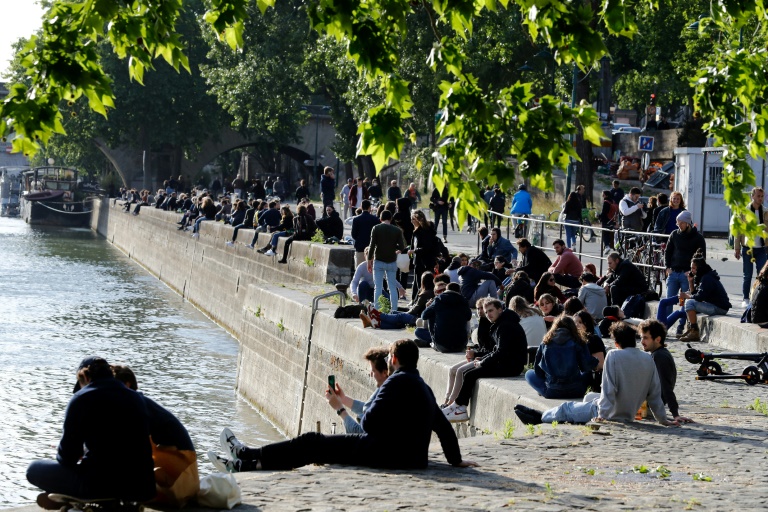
[296,289,347,436]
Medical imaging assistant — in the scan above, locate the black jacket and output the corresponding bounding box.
[421,291,472,353]
[516,245,552,283]
[316,211,344,239]
[351,211,380,252]
[606,258,646,295]
[360,368,461,468]
[750,281,768,325]
[457,266,502,302]
[489,191,506,213]
[411,225,437,268]
[481,309,528,375]
[430,188,449,211]
[505,279,534,307]
[664,226,706,272]
[692,268,731,311]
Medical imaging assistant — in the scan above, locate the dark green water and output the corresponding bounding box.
[0,217,283,508]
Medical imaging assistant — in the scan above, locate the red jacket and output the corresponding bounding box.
[349,184,370,207]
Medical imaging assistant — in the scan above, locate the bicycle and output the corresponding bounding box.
[548,208,597,243]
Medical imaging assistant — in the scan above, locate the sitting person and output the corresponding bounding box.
[487,227,517,263]
[577,272,607,320]
[415,281,472,353]
[603,252,647,307]
[515,238,552,284]
[111,366,199,507]
[504,270,534,307]
[458,259,502,305]
[638,319,693,424]
[491,256,514,282]
[257,205,294,255]
[28,358,155,509]
[748,260,768,326]
[443,299,528,422]
[208,340,478,471]
[514,323,679,426]
[573,310,606,393]
[441,298,494,408]
[537,293,564,330]
[316,205,344,240]
[323,347,390,434]
[508,296,547,363]
[276,204,319,264]
[548,239,583,289]
[533,272,566,304]
[191,196,218,238]
[598,305,625,337]
[563,297,585,316]
[676,251,731,342]
[524,316,598,399]
[360,272,432,329]
[226,199,257,246]
[445,256,463,283]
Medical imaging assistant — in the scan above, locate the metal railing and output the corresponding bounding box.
[488,210,671,296]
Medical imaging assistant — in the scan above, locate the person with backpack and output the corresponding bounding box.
[277,204,318,264]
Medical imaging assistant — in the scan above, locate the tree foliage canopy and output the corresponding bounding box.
[2,0,768,238]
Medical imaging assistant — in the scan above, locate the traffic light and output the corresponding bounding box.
[650,93,657,106]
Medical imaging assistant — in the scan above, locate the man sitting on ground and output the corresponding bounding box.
[415,281,472,353]
[603,251,647,307]
[515,238,552,284]
[514,322,678,426]
[458,259,502,305]
[638,320,693,424]
[324,347,389,434]
[548,239,583,289]
[208,340,478,471]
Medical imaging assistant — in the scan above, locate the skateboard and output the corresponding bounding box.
[47,494,144,512]
[684,344,768,385]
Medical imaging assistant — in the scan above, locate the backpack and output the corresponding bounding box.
[602,200,619,227]
[334,304,367,319]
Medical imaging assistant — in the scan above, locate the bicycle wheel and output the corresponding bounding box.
[580,220,595,243]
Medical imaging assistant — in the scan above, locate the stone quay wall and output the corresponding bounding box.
[89,198,559,437]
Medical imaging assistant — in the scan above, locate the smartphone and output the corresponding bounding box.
[328,375,335,393]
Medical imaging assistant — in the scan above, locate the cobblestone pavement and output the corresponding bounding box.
[191,341,767,512]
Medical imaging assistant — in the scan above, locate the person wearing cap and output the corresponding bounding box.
[27,357,155,508]
[638,320,694,424]
[660,210,706,336]
[733,187,768,308]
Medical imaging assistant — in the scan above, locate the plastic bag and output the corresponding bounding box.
[396,252,410,273]
[197,473,241,509]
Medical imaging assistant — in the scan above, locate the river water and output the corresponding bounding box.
[0,217,284,508]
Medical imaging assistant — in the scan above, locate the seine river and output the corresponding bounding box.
[0,217,284,508]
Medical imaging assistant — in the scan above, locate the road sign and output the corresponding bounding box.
[639,135,654,152]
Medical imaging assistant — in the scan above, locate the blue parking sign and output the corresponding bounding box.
[638,136,654,152]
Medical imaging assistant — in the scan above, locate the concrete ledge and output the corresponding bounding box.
[645,301,768,353]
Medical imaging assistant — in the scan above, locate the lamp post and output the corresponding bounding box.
[565,63,578,196]
[301,105,331,187]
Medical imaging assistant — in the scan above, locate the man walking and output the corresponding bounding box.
[431,186,450,242]
[368,210,407,309]
[320,167,336,216]
[350,199,380,267]
[734,187,768,307]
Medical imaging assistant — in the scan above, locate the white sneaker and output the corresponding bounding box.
[192,233,199,239]
[220,427,245,461]
[741,299,750,308]
[442,403,457,415]
[265,249,276,256]
[415,318,425,328]
[207,450,237,473]
[246,244,255,249]
[226,241,235,247]
[445,405,468,422]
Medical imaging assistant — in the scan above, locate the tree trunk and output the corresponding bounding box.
[575,69,594,205]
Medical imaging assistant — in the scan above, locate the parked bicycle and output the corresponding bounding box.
[547,208,598,243]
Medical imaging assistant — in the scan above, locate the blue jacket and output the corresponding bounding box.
[58,378,155,501]
[488,236,516,262]
[360,368,461,468]
[534,329,597,390]
[421,290,472,352]
[510,190,532,215]
[693,269,731,311]
[350,211,380,252]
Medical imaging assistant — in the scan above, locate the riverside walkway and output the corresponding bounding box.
[15,202,767,512]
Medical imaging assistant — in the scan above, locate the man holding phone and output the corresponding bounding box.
[208,340,478,471]
[325,347,389,434]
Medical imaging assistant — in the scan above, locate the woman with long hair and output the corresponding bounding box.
[534,272,566,304]
[654,190,686,234]
[524,315,597,398]
[536,293,563,330]
[573,310,606,392]
[407,210,437,301]
[675,251,731,341]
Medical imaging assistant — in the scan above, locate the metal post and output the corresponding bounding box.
[699,151,708,236]
[313,116,320,188]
